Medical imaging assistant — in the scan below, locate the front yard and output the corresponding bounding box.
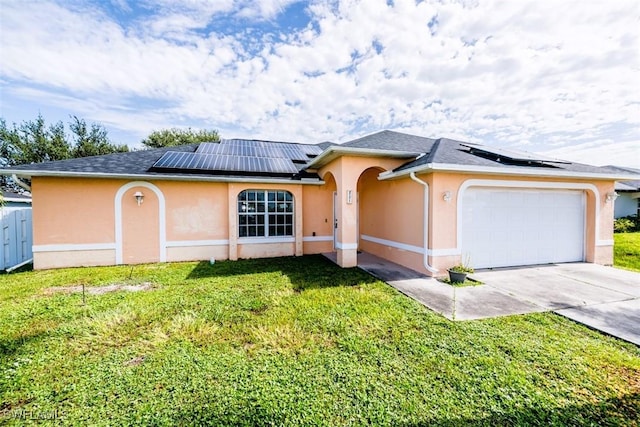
[1,255,639,426]
[614,231,640,272]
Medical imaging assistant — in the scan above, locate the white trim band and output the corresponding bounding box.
[165,239,229,247]
[361,234,423,254]
[33,243,116,253]
[238,237,295,244]
[335,242,358,250]
[596,240,614,246]
[360,234,460,257]
[302,235,333,242]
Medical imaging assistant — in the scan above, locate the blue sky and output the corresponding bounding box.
[1,0,638,167]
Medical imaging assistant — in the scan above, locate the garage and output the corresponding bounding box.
[461,188,585,269]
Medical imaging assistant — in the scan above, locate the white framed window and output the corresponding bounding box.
[238,190,294,238]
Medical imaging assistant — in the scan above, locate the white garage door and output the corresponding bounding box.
[461,188,585,269]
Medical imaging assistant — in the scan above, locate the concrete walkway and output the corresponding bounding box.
[330,252,640,346]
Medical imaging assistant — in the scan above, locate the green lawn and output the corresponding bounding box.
[614,232,640,272]
[1,256,639,426]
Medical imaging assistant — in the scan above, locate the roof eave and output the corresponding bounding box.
[306,146,420,169]
[1,170,325,185]
[378,163,640,181]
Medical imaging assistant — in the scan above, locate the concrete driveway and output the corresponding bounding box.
[472,263,640,345]
[352,253,640,345]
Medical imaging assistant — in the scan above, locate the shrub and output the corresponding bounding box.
[614,216,639,233]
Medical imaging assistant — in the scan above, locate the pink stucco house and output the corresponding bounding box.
[2,130,631,274]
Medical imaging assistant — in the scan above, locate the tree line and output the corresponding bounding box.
[0,114,220,167]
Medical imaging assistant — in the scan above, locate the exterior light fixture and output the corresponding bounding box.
[443,191,452,202]
[346,190,353,204]
[133,191,144,206]
[606,192,619,203]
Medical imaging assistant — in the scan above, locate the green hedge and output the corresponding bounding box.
[614,215,640,233]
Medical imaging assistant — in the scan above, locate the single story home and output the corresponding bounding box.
[604,166,640,219]
[1,130,636,274]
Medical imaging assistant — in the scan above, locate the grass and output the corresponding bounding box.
[1,255,639,426]
[614,232,640,272]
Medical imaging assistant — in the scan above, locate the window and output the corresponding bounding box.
[238,190,294,238]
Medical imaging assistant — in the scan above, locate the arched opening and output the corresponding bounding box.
[357,167,387,252]
[115,181,166,265]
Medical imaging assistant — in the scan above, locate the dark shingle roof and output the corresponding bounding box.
[342,130,437,152]
[7,144,198,176]
[2,130,633,182]
[390,137,622,176]
[3,141,323,182]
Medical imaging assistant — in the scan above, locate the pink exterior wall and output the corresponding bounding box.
[302,173,336,254]
[356,167,427,272]
[32,177,119,245]
[122,185,160,264]
[31,177,327,269]
[29,165,616,272]
[318,156,406,267]
[313,163,616,276]
[359,172,616,276]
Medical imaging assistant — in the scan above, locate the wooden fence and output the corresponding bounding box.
[1,208,33,270]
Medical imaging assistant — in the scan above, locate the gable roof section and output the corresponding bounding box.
[378,137,637,180]
[1,141,324,184]
[2,130,636,183]
[305,130,429,169]
[342,130,437,152]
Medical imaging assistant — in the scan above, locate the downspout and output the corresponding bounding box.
[12,174,31,192]
[409,172,438,274]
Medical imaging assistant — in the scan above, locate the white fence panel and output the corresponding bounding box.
[1,208,33,270]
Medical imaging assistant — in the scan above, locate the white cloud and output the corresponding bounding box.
[0,0,638,157]
[544,140,640,169]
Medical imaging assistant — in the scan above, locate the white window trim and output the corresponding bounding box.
[238,190,294,238]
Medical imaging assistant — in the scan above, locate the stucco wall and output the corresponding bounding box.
[30,169,616,271]
[339,169,616,276]
[31,177,324,269]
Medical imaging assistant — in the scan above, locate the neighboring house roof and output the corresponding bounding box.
[1,130,638,183]
[1,190,32,204]
[604,165,640,191]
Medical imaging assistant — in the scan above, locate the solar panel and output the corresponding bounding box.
[152,152,299,174]
[461,144,571,164]
[153,138,326,177]
[198,139,322,160]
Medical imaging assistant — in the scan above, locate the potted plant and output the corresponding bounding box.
[448,262,474,284]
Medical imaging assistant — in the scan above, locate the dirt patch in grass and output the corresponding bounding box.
[42,282,155,296]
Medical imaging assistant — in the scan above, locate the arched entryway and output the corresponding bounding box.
[115,181,166,264]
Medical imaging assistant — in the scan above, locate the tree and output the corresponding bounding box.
[0,114,71,164]
[0,114,129,166]
[141,127,220,149]
[69,116,128,157]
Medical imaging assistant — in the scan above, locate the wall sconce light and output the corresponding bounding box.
[346,190,353,204]
[442,191,452,202]
[133,191,144,206]
[606,192,619,203]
